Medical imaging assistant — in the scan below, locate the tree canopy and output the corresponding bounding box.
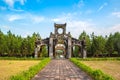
[77,31,120,57]
[0,29,120,57]
[0,30,39,57]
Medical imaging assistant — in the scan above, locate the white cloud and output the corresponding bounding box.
[112,12,120,18]
[0,25,11,34]
[8,15,23,21]
[4,0,14,8]
[107,24,120,34]
[22,32,32,37]
[91,24,120,36]
[32,16,45,23]
[19,0,26,5]
[4,0,26,8]
[51,12,120,38]
[97,3,108,12]
[67,20,96,38]
[85,10,93,14]
[7,13,45,24]
[1,25,10,30]
[52,17,67,23]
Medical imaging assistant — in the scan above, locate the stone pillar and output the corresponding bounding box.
[81,39,87,58]
[34,47,38,58]
[47,46,49,57]
[78,47,80,57]
[83,48,87,58]
[49,37,53,58]
[67,37,72,58]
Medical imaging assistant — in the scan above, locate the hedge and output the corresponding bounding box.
[75,57,120,61]
[0,57,45,60]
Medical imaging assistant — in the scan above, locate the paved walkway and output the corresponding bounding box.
[32,59,92,80]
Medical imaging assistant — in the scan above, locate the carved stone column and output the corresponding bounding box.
[67,36,72,58]
[34,47,38,58]
[49,37,53,58]
[81,38,87,58]
[83,48,86,58]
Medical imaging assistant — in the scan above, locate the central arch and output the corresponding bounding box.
[54,44,66,59]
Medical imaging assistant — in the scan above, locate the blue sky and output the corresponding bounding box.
[0,0,120,38]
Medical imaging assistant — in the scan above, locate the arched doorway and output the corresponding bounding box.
[35,45,48,57]
[54,44,66,59]
[72,45,81,57]
[40,45,48,57]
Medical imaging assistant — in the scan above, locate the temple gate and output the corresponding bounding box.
[35,23,86,58]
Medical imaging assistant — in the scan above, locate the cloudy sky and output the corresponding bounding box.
[0,0,120,38]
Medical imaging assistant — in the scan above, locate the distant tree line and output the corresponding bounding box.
[0,29,120,57]
[0,30,47,57]
[74,31,120,57]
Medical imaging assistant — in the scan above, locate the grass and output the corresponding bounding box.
[0,60,40,80]
[70,58,114,80]
[82,61,120,80]
[10,58,50,80]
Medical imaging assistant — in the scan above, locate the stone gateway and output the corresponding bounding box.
[34,23,86,58]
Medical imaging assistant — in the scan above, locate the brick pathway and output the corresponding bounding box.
[32,59,92,80]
